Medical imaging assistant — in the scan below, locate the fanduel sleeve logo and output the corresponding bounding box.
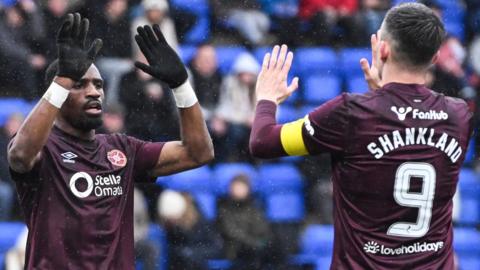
[69,172,123,198]
[391,106,448,121]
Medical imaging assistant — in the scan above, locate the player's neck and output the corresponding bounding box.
[54,119,95,141]
[381,64,426,86]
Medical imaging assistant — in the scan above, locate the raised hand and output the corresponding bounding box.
[134,25,188,88]
[255,44,299,105]
[360,34,382,91]
[56,13,103,81]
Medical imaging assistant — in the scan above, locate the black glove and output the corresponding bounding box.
[56,13,103,81]
[134,25,188,88]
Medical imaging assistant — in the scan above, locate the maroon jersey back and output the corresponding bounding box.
[9,126,163,270]
[303,83,473,269]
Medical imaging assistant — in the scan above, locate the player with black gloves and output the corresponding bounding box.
[8,13,213,269]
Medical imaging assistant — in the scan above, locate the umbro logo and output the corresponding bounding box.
[61,152,78,164]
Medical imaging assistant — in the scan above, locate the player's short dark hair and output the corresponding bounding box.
[44,59,59,86]
[383,3,445,69]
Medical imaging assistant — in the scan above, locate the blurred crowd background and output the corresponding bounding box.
[0,0,479,269]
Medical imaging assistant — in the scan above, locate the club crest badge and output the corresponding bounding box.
[107,149,127,167]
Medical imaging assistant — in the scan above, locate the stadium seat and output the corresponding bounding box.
[178,45,197,64]
[464,139,476,165]
[215,46,248,74]
[208,259,232,270]
[169,0,210,44]
[457,197,480,225]
[457,256,480,270]
[0,98,31,126]
[277,104,302,124]
[347,75,369,94]
[258,164,303,194]
[213,163,259,194]
[458,169,480,198]
[159,166,213,193]
[304,74,341,104]
[453,228,480,255]
[193,193,217,220]
[0,222,25,254]
[266,192,305,222]
[339,48,370,77]
[300,225,334,256]
[294,47,338,76]
[314,256,332,270]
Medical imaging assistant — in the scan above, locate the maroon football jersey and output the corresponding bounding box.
[302,83,473,269]
[9,126,164,269]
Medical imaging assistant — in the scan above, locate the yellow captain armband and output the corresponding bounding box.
[280,117,309,156]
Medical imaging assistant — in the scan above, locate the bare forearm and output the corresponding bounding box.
[8,77,73,172]
[178,103,214,163]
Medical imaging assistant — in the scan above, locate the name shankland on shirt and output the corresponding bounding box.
[367,128,463,163]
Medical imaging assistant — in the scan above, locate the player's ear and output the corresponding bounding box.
[379,40,389,62]
[431,51,440,65]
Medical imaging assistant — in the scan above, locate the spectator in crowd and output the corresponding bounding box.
[41,0,70,61]
[426,36,469,98]
[0,0,46,99]
[211,0,271,46]
[98,103,126,134]
[299,0,362,46]
[357,0,389,43]
[211,53,259,161]
[167,0,198,44]
[134,188,160,270]
[159,190,221,270]
[4,226,28,270]
[188,43,223,120]
[217,174,281,270]
[119,53,180,142]
[132,0,178,53]
[299,155,333,224]
[91,0,133,103]
[465,0,480,43]
[0,113,24,221]
[260,0,301,47]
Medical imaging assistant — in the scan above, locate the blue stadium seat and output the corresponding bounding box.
[339,48,370,77]
[213,163,258,194]
[458,197,480,225]
[266,192,305,222]
[277,104,302,124]
[295,47,338,76]
[253,46,270,64]
[464,139,476,165]
[347,76,369,94]
[458,169,480,198]
[0,98,31,126]
[453,228,480,255]
[314,256,332,270]
[178,45,197,64]
[215,46,248,74]
[300,225,334,256]
[0,222,25,254]
[184,15,210,44]
[445,22,465,41]
[193,193,217,220]
[208,259,232,270]
[304,74,341,103]
[258,164,303,193]
[159,166,213,193]
[458,256,480,270]
[170,0,208,14]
